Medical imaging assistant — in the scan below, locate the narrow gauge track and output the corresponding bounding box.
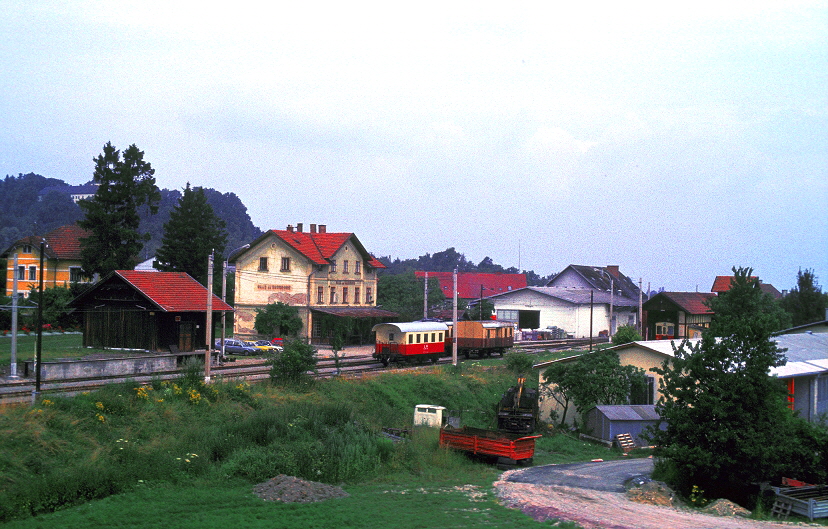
[0,339,599,404]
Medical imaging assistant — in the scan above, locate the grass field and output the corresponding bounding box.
[0,354,620,528]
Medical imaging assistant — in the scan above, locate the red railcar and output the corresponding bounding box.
[372,321,448,366]
[439,426,540,466]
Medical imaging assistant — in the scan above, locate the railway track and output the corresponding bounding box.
[0,338,600,405]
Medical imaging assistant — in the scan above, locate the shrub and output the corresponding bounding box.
[267,339,317,385]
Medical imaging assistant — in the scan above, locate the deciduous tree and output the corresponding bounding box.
[153,183,227,286]
[79,143,160,277]
[254,302,303,338]
[780,268,828,327]
[648,266,826,503]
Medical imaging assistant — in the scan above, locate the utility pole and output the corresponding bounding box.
[638,278,643,334]
[9,253,19,379]
[205,251,214,382]
[589,290,594,352]
[34,241,45,400]
[452,267,458,367]
[423,271,428,320]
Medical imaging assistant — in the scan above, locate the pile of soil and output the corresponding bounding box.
[626,480,681,507]
[252,475,349,503]
[701,498,751,518]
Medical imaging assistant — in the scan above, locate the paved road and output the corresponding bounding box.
[505,458,655,493]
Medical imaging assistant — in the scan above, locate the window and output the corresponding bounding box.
[497,309,519,322]
[258,257,268,271]
[317,286,324,304]
[22,245,32,254]
[416,334,421,343]
[631,376,656,405]
[366,287,373,304]
[69,267,83,283]
[818,377,828,403]
[389,333,395,341]
[430,333,435,342]
[330,260,337,273]
[330,287,336,304]
[28,266,37,281]
[281,257,290,272]
[342,287,349,304]
[355,261,361,274]
[408,334,413,344]
[16,266,25,280]
[343,260,349,274]
[655,322,675,338]
[438,332,444,341]
[354,287,360,304]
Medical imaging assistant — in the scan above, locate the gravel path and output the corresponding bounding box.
[494,466,809,529]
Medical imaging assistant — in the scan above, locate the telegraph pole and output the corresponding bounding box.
[34,241,45,399]
[423,271,428,320]
[9,253,19,379]
[205,251,214,382]
[452,268,458,366]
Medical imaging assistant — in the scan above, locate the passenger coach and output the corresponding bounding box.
[372,321,448,366]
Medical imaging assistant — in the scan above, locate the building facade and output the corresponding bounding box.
[232,223,393,342]
[2,224,91,297]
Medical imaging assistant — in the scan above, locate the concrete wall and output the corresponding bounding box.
[24,353,187,379]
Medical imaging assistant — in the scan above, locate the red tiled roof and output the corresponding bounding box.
[115,271,233,312]
[268,230,385,268]
[711,275,760,293]
[659,292,716,314]
[414,271,527,299]
[44,224,89,260]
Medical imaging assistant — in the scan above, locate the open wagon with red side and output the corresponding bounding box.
[439,426,541,468]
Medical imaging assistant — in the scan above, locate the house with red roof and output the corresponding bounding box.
[231,223,395,343]
[711,275,782,299]
[70,270,233,352]
[642,291,716,340]
[2,224,92,297]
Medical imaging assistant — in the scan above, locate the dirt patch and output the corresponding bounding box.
[253,475,349,503]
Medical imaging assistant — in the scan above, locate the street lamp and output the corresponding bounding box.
[478,284,495,320]
[597,269,615,338]
[221,244,250,359]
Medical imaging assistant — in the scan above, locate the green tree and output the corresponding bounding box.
[377,271,444,321]
[79,143,160,277]
[648,266,823,503]
[503,350,535,376]
[254,302,303,338]
[153,183,228,286]
[267,339,318,385]
[611,324,642,345]
[780,268,828,327]
[542,351,647,427]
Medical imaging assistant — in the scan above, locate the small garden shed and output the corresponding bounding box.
[583,405,663,446]
[71,270,233,352]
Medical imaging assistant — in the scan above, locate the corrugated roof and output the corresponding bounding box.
[547,265,645,301]
[774,333,828,363]
[414,271,527,299]
[312,306,398,318]
[113,270,233,312]
[494,287,640,307]
[772,359,828,379]
[593,405,661,421]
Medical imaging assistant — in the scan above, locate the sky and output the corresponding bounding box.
[2,1,826,293]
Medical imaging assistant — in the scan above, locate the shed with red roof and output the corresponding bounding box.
[71,270,233,352]
[642,291,715,340]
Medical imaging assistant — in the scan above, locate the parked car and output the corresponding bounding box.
[250,340,283,353]
[215,338,258,355]
[270,337,284,347]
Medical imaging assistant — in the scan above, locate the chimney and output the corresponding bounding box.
[297,223,303,233]
[319,224,326,233]
[287,224,294,232]
[606,265,620,278]
[310,224,317,233]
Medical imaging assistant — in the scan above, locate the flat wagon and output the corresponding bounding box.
[439,426,541,467]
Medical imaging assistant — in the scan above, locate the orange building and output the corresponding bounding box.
[2,224,91,297]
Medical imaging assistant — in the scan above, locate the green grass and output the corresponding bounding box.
[0,333,116,368]
[0,350,628,528]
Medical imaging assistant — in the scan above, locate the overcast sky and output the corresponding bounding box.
[2,1,826,292]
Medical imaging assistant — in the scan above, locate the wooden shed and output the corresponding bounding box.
[71,270,233,352]
[583,405,663,446]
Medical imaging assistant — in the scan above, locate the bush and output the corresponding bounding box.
[611,325,642,345]
[267,339,317,385]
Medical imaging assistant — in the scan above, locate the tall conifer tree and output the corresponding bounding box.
[154,183,228,286]
[79,142,160,277]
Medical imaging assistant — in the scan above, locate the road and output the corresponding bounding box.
[494,459,801,529]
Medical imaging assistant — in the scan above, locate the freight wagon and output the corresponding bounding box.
[439,426,541,468]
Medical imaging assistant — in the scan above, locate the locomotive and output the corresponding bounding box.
[371,320,515,366]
